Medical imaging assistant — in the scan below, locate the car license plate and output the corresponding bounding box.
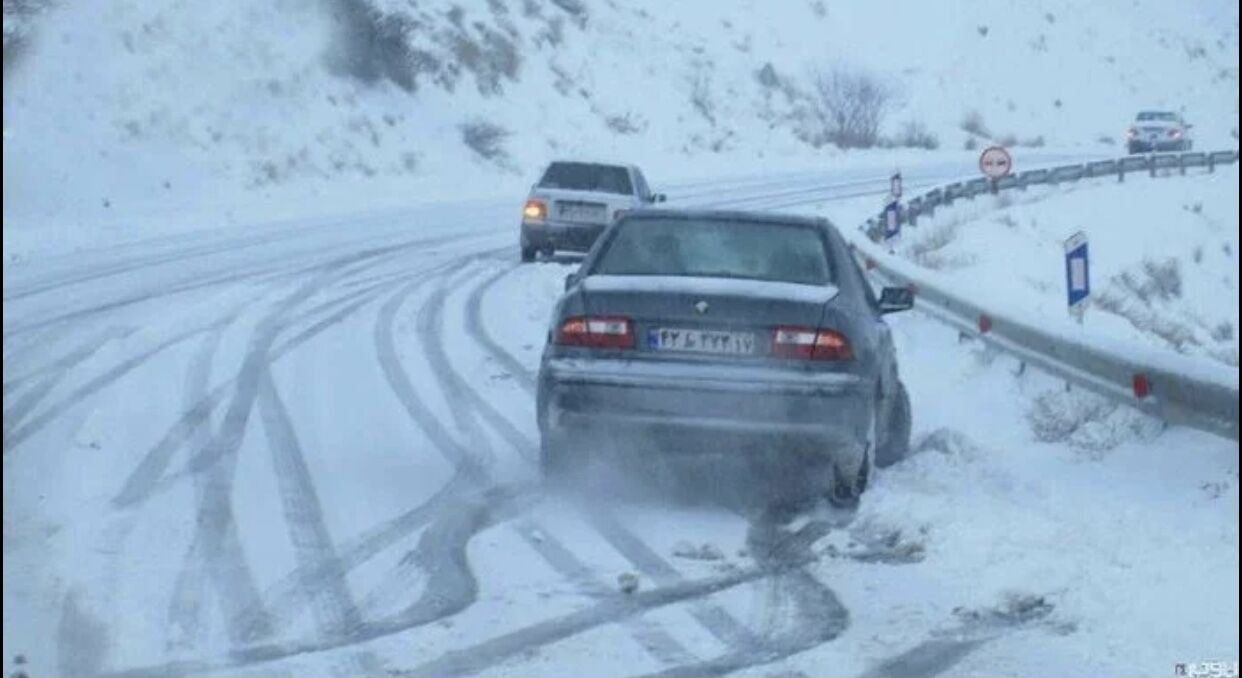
[647,328,756,355]
[559,204,606,222]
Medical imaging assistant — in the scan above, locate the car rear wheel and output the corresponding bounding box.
[874,382,912,468]
[521,245,537,263]
[826,446,870,509]
[539,431,570,480]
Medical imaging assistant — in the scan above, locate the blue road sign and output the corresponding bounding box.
[1064,232,1089,309]
[883,201,900,241]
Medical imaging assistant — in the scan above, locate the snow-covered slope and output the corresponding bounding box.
[892,166,1240,367]
[3,0,1238,253]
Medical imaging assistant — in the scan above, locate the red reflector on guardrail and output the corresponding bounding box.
[1133,374,1150,399]
[978,314,992,333]
[865,258,876,270]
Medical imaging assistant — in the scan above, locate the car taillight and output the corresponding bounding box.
[523,199,547,221]
[1168,128,1182,138]
[771,326,852,360]
[1126,127,1138,139]
[556,316,634,349]
[613,209,628,221]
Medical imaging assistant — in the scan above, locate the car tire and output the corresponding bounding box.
[874,382,912,469]
[539,431,571,480]
[521,245,537,263]
[1127,142,1139,155]
[826,447,870,510]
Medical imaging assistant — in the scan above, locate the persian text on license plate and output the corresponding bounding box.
[647,328,756,355]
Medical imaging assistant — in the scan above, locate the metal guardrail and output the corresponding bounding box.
[856,149,1240,440]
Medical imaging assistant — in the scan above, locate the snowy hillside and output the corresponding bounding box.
[3,0,1239,253]
[891,166,1240,367]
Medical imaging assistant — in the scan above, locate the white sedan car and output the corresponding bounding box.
[519,161,665,262]
[1126,110,1194,153]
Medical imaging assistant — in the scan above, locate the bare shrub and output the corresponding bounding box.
[996,133,1018,147]
[1096,134,1116,145]
[963,136,979,151]
[688,62,716,126]
[550,0,587,28]
[893,120,939,149]
[1027,389,1161,454]
[3,0,52,73]
[536,15,564,47]
[449,23,520,96]
[756,62,780,89]
[960,109,990,137]
[604,112,644,135]
[459,120,511,163]
[803,64,896,148]
[325,0,432,93]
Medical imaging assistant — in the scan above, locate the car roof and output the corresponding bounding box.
[619,208,833,230]
[545,159,638,171]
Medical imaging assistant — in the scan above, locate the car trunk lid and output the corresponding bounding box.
[578,274,840,362]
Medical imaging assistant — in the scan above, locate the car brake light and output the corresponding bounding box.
[556,316,634,349]
[1126,127,1138,139]
[523,199,547,221]
[1168,128,1181,138]
[771,326,852,360]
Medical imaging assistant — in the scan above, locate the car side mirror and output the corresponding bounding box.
[564,272,581,291]
[878,286,914,314]
[652,193,667,203]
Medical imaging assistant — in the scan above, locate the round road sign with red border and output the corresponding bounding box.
[979,145,1013,178]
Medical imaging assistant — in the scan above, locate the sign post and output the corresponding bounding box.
[883,201,900,244]
[979,145,1013,193]
[1064,231,1090,324]
[890,171,902,201]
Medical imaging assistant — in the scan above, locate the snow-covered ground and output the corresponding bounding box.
[4,0,1239,676]
[890,165,1240,367]
[4,167,1238,677]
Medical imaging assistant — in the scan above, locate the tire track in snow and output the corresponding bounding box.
[256,370,385,676]
[2,319,221,453]
[2,325,132,396]
[632,516,850,678]
[111,253,446,510]
[164,257,373,649]
[166,323,240,650]
[393,556,817,678]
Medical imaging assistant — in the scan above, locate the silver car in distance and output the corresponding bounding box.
[520,160,665,262]
[536,210,914,506]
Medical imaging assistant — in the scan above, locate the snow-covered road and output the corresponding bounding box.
[4,155,1237,678]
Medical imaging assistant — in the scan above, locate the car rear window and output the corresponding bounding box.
[538,162,633,195]
[591,217,834,286]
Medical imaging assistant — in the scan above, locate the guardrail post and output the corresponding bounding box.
[1208,154,1215,173]
[1118,164,1125,183]
[1179,154,1186,176]
[1149,155,1156,178]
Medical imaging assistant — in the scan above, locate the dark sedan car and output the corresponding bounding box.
[536,210,914,506]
